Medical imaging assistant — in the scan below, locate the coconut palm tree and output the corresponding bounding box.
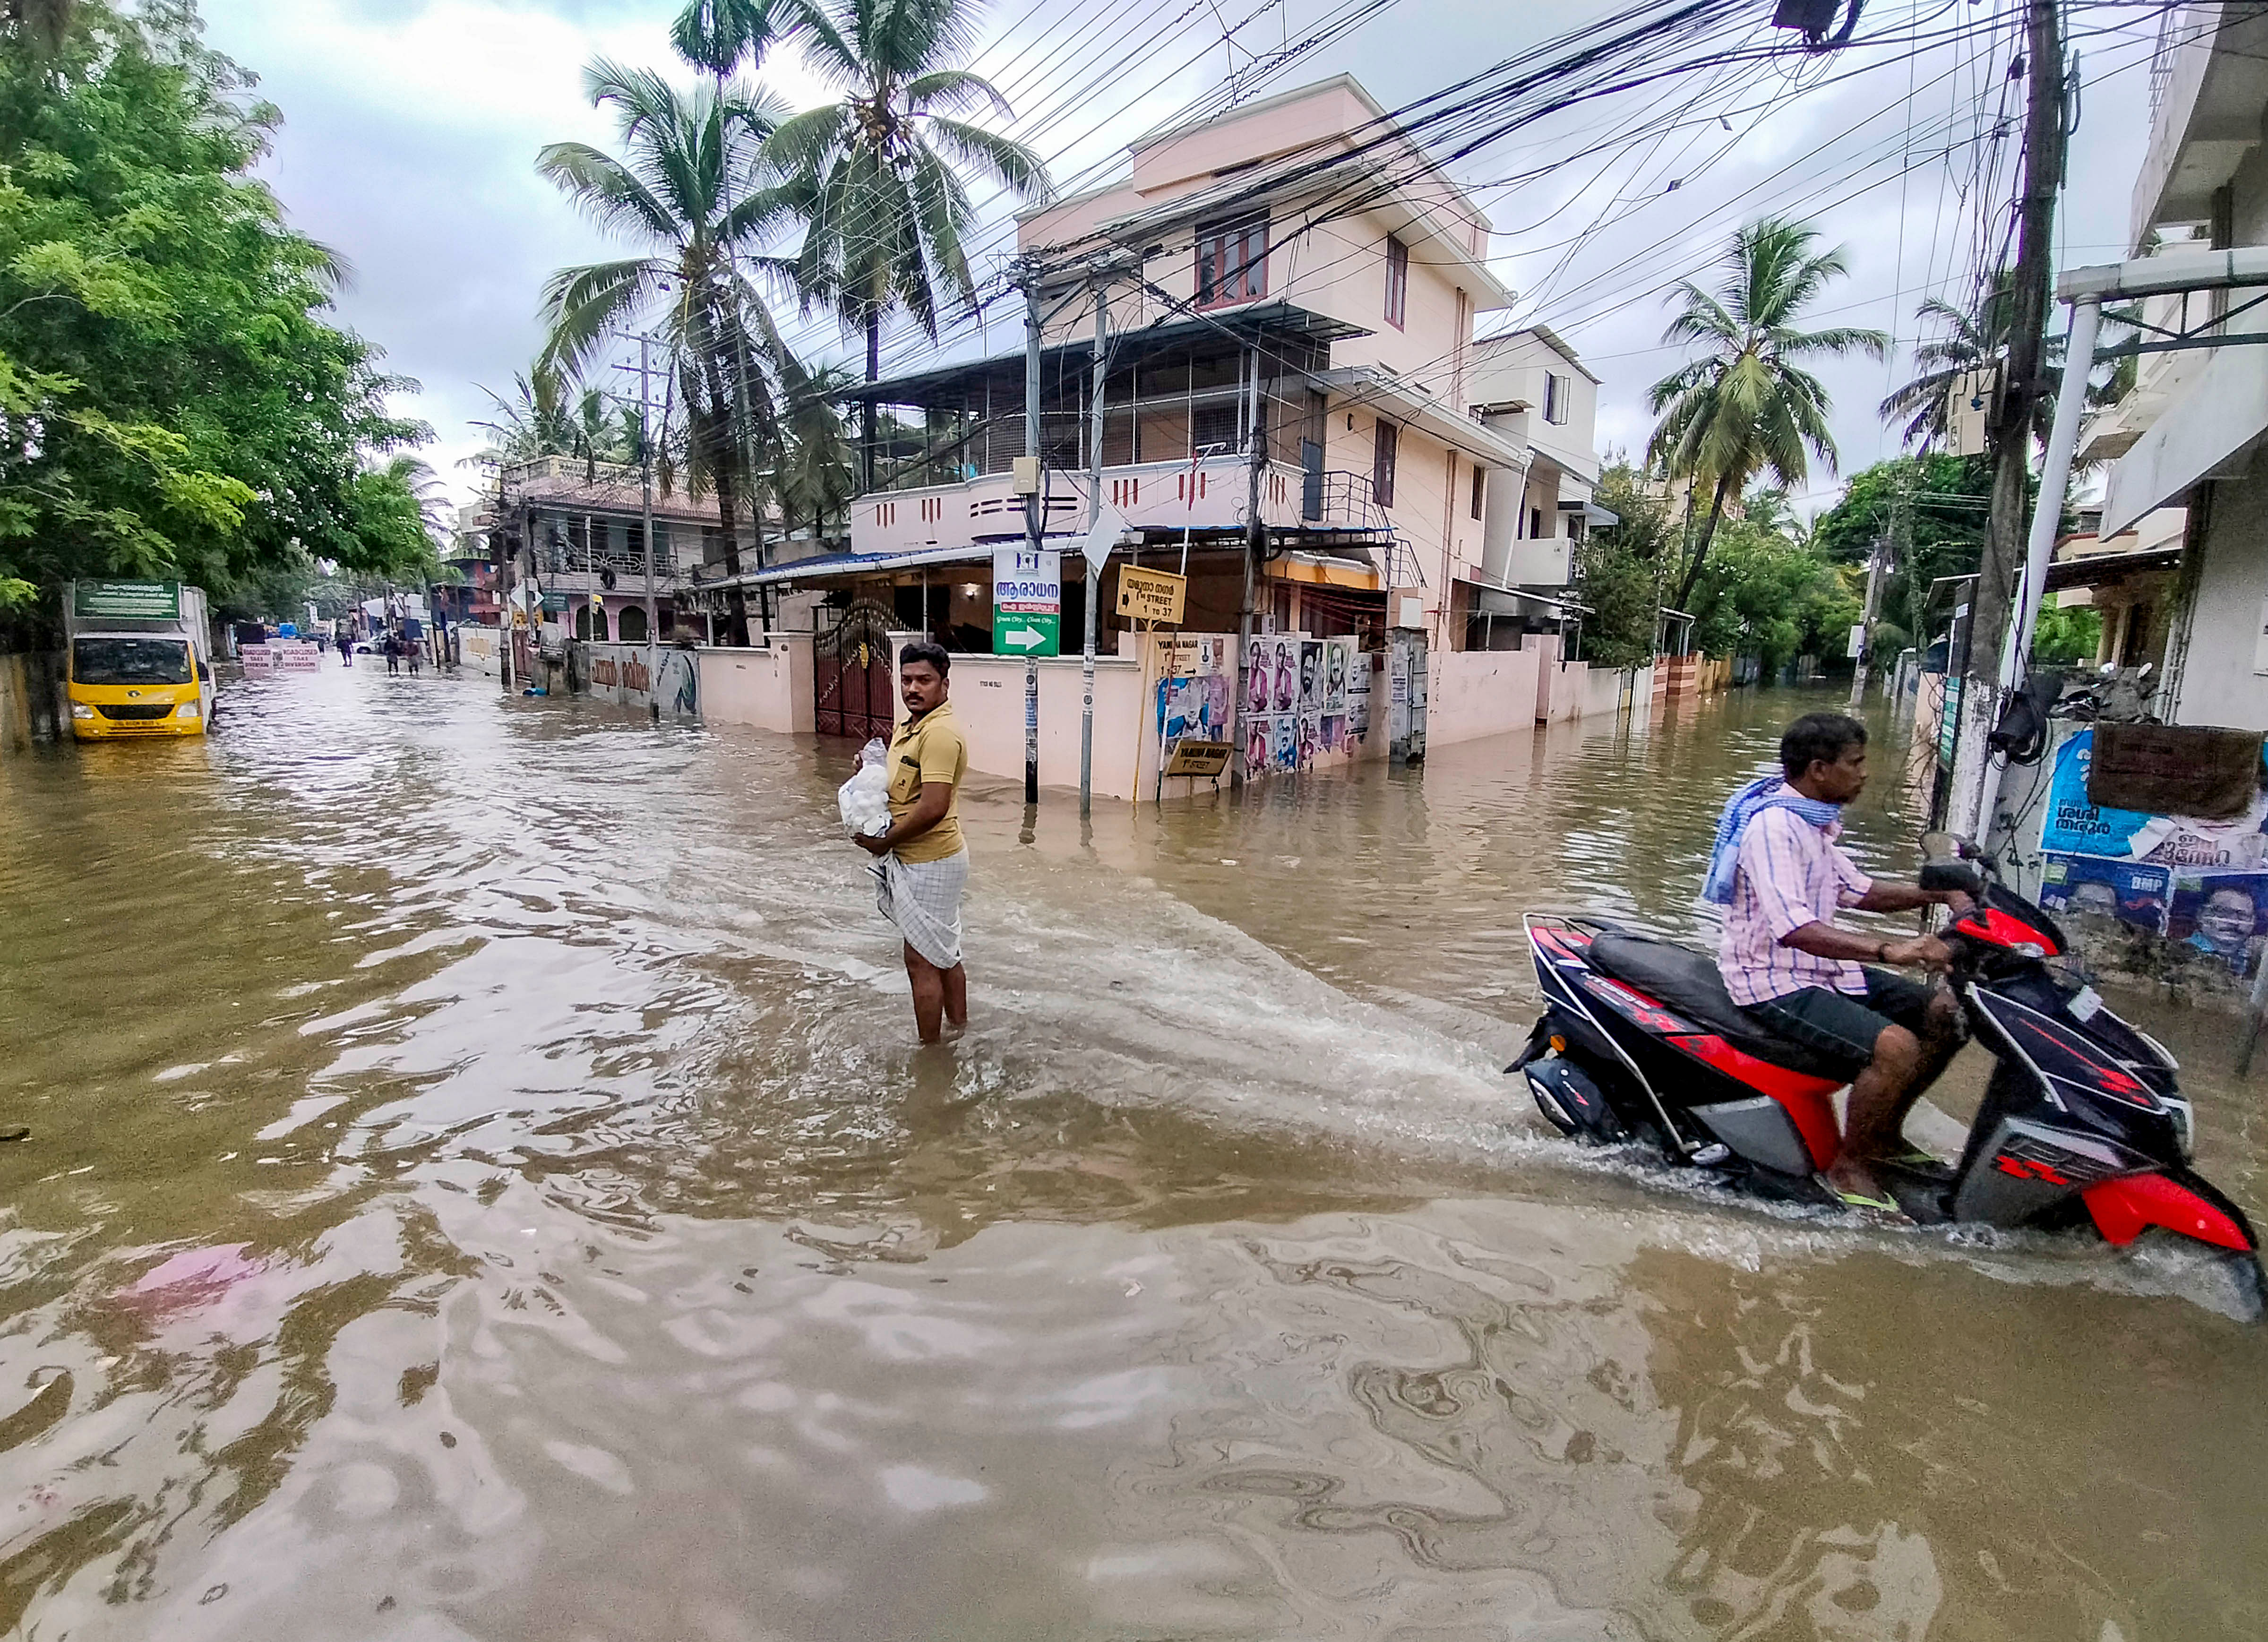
[468,371,576,470]
[761,0,1051,485]
[536,60,799,641]
[771,362,857,544]
[1647,216,1886,610]
[1880,276,2128,453]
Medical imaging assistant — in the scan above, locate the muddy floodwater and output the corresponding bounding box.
[4,662,2266,1641]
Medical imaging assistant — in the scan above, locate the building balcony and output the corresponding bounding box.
[541,567,681,599]
[848,453,1383,558]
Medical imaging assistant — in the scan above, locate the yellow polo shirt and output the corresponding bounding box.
[886,702,968,863]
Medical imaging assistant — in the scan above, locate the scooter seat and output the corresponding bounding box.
[1585,932,1855,1083]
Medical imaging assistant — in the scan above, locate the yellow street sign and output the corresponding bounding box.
[1164,739,1231,777]
[1117,565,1186,625]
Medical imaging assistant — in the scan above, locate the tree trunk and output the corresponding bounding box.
[694,341,751,645]
[1674,472,1736,612]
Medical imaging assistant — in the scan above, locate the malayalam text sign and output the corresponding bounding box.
[1116,565,1186,626]
[992,546,1061,657]
[73,580,180,621]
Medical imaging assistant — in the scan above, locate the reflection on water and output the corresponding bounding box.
[0,663,2263,1638]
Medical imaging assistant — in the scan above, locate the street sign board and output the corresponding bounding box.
[992,545,1061,657]
[1116,565,1186,625]
[73,580,180,620]
[1164,739,1231,777]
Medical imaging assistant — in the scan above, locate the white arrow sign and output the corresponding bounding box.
[1002,624,1048,652]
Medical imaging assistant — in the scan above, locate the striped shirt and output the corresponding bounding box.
[1717,805,1873,1006]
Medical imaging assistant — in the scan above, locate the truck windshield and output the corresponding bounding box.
[74,637,193,685]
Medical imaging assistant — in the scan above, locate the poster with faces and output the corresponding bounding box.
[1324,640,1351,713]
[1298,641,1323,714]
[1270,714,1299,772]
[1271,638,1298,714]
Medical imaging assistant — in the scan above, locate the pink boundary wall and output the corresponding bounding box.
[683,631,1649,796]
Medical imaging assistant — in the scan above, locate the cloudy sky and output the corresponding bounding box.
[202,0,2165,514]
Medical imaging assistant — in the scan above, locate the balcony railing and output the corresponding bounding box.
[848,453,1397,558]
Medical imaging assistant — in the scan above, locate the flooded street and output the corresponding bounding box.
[3,663,2265,1641]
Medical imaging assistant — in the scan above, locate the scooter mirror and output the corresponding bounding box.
[1918,829,1973,862]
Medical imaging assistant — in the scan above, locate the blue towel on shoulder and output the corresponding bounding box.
[1701,774,1844,906]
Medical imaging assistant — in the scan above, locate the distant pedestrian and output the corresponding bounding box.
[407,636,421,676]
[854,642,969,1044]
[384,634,401,675]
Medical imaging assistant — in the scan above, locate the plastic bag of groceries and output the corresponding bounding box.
[838,737,893,838]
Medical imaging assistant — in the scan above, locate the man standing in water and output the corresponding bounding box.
[856,643,969,1043]
[1705,712,1972,1213]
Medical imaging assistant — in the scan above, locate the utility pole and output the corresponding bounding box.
[1236,344,1264,789]
[1022,262,1043,806]
[1848,534,1888,709]
[1080,274,1108,818]
[1951,0,2068,834]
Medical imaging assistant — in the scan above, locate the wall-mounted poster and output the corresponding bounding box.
[1270,636,1299,713]
[1245,715,1272,775]
[2040,727,2268,867]
[1157,672,1230,746]
[1347,649,1372,735]
[1324,639,1351,713]
[1298,640,1323,713]
[2038,853,2171,935]
[1270,714,1299,772]
[1320,715,1346,755]
[1244,653,1270,715]
[2169,871,2268,978]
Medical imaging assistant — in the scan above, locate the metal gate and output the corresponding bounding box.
[813,601,898,741]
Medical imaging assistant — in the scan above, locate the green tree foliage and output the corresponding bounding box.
[2032,603,2102,665]
[1574,461,1668,669]
[0,0,432,636]
[1686,504,1860,678]
[1809,454,1993,658]
[1646,216,1884,610]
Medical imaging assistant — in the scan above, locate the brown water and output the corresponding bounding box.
[2,664,2264,1641]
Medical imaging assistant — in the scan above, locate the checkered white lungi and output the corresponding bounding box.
[871,848,968,969]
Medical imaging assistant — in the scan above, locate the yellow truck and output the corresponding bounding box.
[64,580,215,739]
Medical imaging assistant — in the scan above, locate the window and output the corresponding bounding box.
[1384,236,1409,329]
[73,637,190,685]
[1469,463,1485,521]
[1543,371,1570,425]
[1196,216,1268,308]
[1372,420,1398,509]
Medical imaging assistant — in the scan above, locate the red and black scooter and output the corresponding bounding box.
[1509,837,2266,1310]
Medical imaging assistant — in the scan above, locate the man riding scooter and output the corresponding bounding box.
[1704,712,1976,1212]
